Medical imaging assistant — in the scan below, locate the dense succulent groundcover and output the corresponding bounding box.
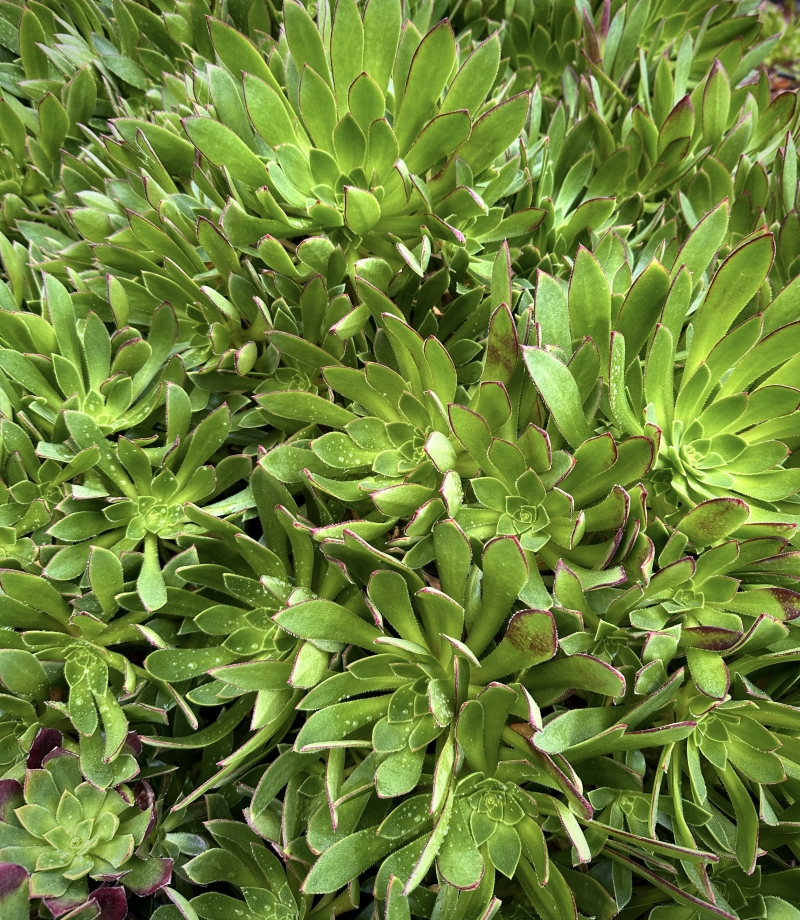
[0,0,799,918]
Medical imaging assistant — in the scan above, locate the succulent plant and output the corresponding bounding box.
[601,207,800,525]
[0,272,183,442]
[43,399,251,608]
[0,746,170,917]
[182,0,540,271]
[177,819,310,920]
[494,0,797,278]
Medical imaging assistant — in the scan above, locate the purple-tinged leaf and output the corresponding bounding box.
[0,863,28,920]
[133,780,157,843]
[122,856,173,896]
[123,732,142,756]
[681,626,742,651]
[726,587,800,621]
[476,609,558,683]
[26,728,62,769]
[89,886,128,920]
[44,889,88,919]
[0,780,23,822]
[678,498,750,547]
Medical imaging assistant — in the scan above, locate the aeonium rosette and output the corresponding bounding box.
[0,736,170,918]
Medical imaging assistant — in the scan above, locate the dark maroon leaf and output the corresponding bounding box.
[26,728,62,769]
